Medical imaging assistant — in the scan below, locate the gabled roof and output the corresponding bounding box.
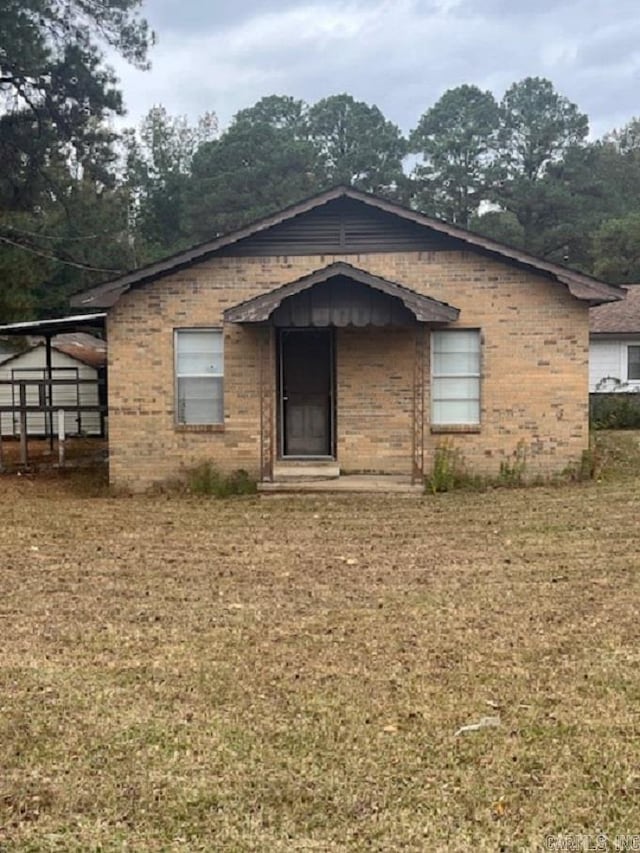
[224,262,460,325]
[70,186,625,309]
[50,333,107,368]
[0,334,106,370]
[590,285,640,334]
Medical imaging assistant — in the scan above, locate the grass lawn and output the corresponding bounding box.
[1,433,640,851]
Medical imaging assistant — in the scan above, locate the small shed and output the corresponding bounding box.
[0,333,106,436]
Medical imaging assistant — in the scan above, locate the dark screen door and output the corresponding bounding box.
[280,330,333,456]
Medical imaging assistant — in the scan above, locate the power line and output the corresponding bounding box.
[1,223,122,242]
[0,234,123,274]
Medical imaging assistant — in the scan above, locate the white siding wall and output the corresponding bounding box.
[589,336,640,391]
[0,347,102,436]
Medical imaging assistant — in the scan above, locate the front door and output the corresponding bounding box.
[279,329,334,457]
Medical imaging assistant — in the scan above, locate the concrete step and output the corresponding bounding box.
[259,474,424,494]
[272,460,340,480]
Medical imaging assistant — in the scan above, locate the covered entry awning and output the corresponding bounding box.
[224,262,460,327]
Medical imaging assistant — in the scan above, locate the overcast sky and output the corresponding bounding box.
[110,0,640,138]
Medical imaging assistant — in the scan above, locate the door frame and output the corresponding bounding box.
[277,327,336,459]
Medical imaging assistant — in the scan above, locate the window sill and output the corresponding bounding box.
[430,424,481,434]
[175,423,225,433]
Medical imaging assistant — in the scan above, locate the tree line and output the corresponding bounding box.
[2,0,640,322]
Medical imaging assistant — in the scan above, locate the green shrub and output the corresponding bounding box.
[426,441,468,493]
[185,462,257,497]
[497,441,527,486]
[590,393,640,430]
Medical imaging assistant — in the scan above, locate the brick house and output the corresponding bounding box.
[72,187,623,490]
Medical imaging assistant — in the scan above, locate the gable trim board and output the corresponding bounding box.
[70,188,626,490]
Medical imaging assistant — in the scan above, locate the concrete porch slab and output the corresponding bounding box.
[259,474,424,494]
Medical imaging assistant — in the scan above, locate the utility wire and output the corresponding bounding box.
[1,223,123,242]
[0,234,123,274]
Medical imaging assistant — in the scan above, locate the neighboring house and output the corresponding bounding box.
[0,333,106,436]
[590,284,640,392]
[71,186,623,490]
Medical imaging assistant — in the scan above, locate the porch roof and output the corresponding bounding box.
[223,262,460,326]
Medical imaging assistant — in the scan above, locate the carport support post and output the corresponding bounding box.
[19,382,28,468]
[45,334,54,452]
[58,410,66,468]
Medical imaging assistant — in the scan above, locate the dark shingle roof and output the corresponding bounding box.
[590,285,640,333]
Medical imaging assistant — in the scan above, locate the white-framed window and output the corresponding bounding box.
[175,329,224,424]
[431,329,481,426]
[627,345,640,382]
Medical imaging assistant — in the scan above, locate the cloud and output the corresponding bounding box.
[109,0,640,139]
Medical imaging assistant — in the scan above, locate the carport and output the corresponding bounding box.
[0,313,106,468]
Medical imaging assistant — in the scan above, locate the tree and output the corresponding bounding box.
[469,209,524,247]
[0,174,136,320]
[123,106,218,262]
[305,94,407,195]
[492,77,589,252]
[234,94,307,132]
[593,213,640,283]
[410,85,500,225]
[183,99,321,240]
[0,0,153,320]
[0,0,153,212]
[606,116,640,154]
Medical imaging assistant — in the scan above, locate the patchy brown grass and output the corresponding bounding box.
[0,437,107,471]
[1,435,640,851]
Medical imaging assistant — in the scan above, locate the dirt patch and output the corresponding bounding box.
[1,440,640,849]
[0,436,107,471]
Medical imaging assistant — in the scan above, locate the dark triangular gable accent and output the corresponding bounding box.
[217,197,460,256]
[224,262,460,325]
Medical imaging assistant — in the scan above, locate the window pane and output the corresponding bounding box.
[178,330,223,355]
[178,377,223,424]
[432,376,480,399]
[628,346,640,381]
[432,398,480,424]
[177,330,223,375]
[432,351,480,375]
[177,351,223,375]
[433,330,478,353]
